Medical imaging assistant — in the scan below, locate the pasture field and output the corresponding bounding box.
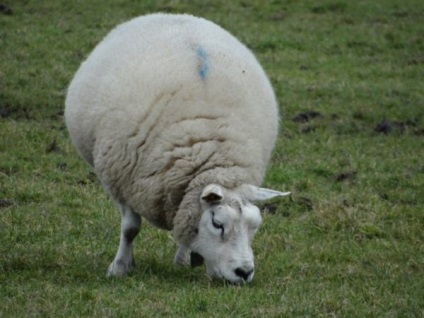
[1,0,423,316]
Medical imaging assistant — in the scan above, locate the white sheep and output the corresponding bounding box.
[65,13,290,284]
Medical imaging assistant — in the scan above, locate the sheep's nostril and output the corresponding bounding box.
[234,267,254,281]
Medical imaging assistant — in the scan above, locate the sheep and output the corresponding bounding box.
[65,13,290,284]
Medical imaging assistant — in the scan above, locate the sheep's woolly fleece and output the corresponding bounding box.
[65,13,280,245]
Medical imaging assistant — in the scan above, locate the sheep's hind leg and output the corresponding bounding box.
[107,204,141,277]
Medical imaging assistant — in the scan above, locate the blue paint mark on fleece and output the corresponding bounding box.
[197,46,209,80]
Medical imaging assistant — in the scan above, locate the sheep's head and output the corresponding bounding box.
[174,184,290,284]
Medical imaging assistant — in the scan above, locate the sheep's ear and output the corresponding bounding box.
[241,184,290,202]
[201,184,224,203]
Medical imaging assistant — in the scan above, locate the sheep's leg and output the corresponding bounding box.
[174,245,190,266]
[107,204,141,277]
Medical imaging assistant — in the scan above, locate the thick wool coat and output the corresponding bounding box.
[65,13,279,245]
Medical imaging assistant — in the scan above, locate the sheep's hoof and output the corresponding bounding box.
[107,258,135,277]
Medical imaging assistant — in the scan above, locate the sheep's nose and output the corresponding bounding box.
[234,267,254,281]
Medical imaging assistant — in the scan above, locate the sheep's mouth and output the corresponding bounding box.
[190,251,204,267]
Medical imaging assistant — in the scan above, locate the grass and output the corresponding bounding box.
[1,0,423,316]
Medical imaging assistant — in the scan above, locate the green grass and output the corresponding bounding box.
[1,0,423,316]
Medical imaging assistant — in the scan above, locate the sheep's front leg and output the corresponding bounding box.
[174,245,190,266]
[107,204,141,277]
[174,246,204,267]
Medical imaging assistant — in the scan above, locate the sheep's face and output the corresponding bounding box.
[189,184,290,284]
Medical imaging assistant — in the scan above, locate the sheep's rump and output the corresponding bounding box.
[65,14,279,229]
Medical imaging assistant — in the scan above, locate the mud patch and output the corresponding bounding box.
[292,111,323,123]
[0,106,32,120]
[46,140,62,154]
[0,199,14,209]
[414,128,424,136]
[374,120,418,134]
[335,171,356,182]
[0,107,12,118]
[57,162,67,171]
[0,4,13,15]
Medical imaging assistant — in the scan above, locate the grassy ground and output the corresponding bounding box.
[1,0,423,316]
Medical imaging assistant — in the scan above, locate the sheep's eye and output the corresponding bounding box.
[211,212,224,237]
[212,218,223,230]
